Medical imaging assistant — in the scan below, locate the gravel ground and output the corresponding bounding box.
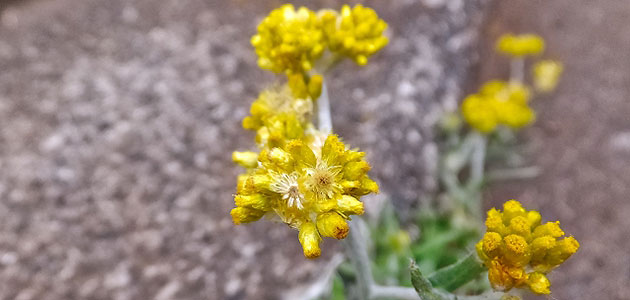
[480,1,630,299]
[0,0,487,299]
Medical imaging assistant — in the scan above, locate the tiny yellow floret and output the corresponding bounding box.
[476,200,579,294]
[527,272,550,294]
[481,232,503,256]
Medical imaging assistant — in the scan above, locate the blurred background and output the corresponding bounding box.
[0,0,628,299]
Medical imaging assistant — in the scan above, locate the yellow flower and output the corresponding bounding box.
[480,80,530,105]
[461,81,535,133]
[243,85,312,131]
[254,113,310,149]
[461,94,499,133]
[241,85,313,149]
[320,4,388,66]
[476,200,579,294]
[231,133,378,258]
[494,100,535,129]
[251,4,325,74]
[533,60,563,93]
[496,34,545,57]
[484,81,534,129]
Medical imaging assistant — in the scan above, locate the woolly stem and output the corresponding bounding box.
[343,219,420,300]
[468,131,487,190]
[510,57,525,83]
[317,81,333,133]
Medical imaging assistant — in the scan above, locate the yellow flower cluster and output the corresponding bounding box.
[496,34,545,57]
[461,80,534,133]
[476,200,579,294]
[461,33,563,133]
[533,60,564,93]
[241,85,313,149]
[320,5,389,66]
[251,4,325,75]
[232,133,378,258]
[233,5,384,258]
[251,4,388,98]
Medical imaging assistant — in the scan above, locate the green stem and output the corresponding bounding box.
[486,166,541,182]
[411,260,501,300]
[427,252,485,292]
[343,219,373,299]
[464,131,487,220]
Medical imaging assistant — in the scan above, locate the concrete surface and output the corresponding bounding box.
[0,0,487,299]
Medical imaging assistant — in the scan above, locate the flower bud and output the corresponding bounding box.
[316,212,349,239]
[337,195,364,216]
[230,207,265,225]
[232,151,259,168]
[234,194,269,211]
[298,222,321,259]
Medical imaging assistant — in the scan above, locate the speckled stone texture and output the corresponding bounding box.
[0,0,487,299]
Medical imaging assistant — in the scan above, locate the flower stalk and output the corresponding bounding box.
[320,81,418,300]
[510,57,525,83]
[427,252,485,292]
[317,81,333,133]
[343,219,420,300]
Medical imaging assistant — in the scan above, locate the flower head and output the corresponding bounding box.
[251,4,325,74]
[231,133,378,258]
[496,34,545,57]
[461,80,534,133]
[533,60,563,93]
[476,200,579,294]
[461,94,499,133]
[320,4,389,66]
[242,86,314,148]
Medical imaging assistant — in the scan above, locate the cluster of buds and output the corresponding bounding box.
[251,4,388,99]
[476,200,579,294]
[232,4,387,258]
[319,5,389,66]
[496,34,545,57]
[461,34,563,133]
[462,80,533,133]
